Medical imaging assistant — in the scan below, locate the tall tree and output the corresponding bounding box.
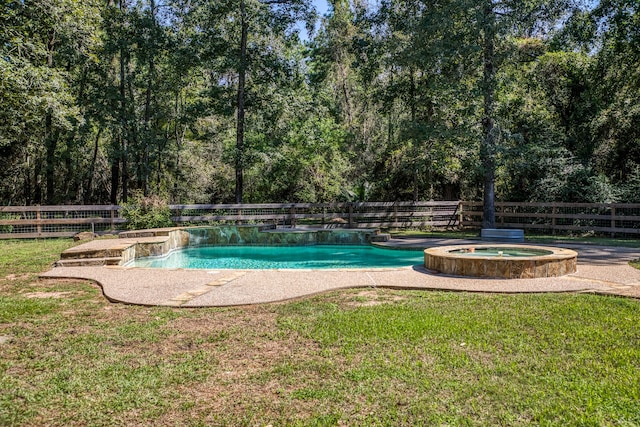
[589,1,640,188]
[191,0,312,203]
[468,0,578,228]
[0,0,99,205]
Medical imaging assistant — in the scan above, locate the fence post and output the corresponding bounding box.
[111,207,116,232]
[611,205,616,238]
[36,207,42,237]
[348,203,354,228]
[552,204,557,235]
[394,203,398,228]
[458,201,463,228]
[290,205,296,228]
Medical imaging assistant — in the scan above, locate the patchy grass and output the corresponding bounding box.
[0,239,77,277]
[0,239,639,426]
[630,259,640,270]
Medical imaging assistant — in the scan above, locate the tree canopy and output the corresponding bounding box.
[1,0,638,207]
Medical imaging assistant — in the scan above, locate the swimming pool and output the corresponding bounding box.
[128,245,424,270]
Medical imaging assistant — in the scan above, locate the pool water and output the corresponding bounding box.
[129,245,424,269]
[449,247,553,257]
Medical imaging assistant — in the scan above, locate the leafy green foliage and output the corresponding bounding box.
[120,195,174,230]
[0,0,638,206]
[0,213,19,234]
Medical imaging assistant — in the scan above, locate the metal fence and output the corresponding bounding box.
[460,202,640,236]
[0,201,461,239]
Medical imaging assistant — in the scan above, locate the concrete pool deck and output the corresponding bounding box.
[41,238,640,307]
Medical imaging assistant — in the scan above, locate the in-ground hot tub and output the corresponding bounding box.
[424,245,577,279]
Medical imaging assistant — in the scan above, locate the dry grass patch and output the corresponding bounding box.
[22,291,76,299]
[346,289,408,307]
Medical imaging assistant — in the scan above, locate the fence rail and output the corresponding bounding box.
[4,201,640,239]
[460,201,640,236]
[0,201,460,239]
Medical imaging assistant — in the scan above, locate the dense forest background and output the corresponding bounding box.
[1,0,639,206]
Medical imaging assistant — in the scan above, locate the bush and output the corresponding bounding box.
[120,196,174,230]
[0,213,19,234]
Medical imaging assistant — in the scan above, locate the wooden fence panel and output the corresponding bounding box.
[460,202,640,236]
[0,205,124,238]
[0,202,461,238]
[4,201,640,238]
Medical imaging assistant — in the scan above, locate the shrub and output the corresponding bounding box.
[120,196,174,230]
[0,213,19,234]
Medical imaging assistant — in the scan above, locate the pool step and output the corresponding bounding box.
[371,233,391,242]
[60,248,126,259]
[55,257,123,267]
[56,237,168,269]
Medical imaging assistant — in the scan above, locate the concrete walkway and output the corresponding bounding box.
[41,238,640,307]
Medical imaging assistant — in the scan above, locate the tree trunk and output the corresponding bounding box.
[24,150,32,206]
[410,66,419,202]
[481,2,497,229]
[45,30,58,205]
[33,155,43,205]
[339,63,352,125]
[235,0,248,204]
[120,49,129,203]
[119,0,129,203]
[142,72,152,197]
[172,92,183,203]
[44,113,58,205]
[85,127,103,204]
[110,151,120,205]
[142,0,157,197]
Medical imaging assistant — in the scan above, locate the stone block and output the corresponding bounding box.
[74,232,97,241]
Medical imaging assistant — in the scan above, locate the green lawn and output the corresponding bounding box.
[0,239,639,426]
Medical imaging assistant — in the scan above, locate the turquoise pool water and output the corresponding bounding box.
[129,245,424,269]
[449,247,552,257]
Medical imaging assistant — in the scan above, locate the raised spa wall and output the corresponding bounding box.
[424,245,578,279]
[118,225,379,263]
[186,225,376,247]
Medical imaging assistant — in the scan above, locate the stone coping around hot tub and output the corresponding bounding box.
[424,244,578,279]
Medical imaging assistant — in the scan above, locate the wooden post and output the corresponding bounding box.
[290,205,296,228]
[611,206,616,238]
[348,203,354,229]
[552,205,557,235]
[394,203,398,228]
[36,207,42,237]
[111,207,116,232]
